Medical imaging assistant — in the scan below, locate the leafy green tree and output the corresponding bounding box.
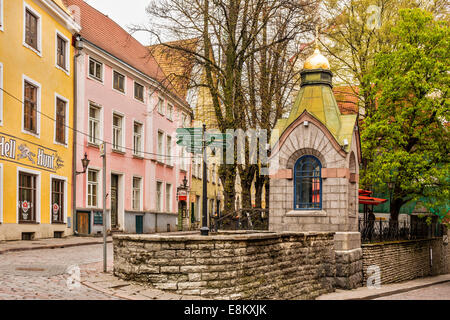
[361,8,449,222]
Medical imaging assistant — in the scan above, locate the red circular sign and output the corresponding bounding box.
[53,203,60,214]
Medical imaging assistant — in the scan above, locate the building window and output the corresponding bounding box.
[88,103,101,145]
[112,113,123,152]
[157,131,164,162]
[18,172,37,223]
[167,103,173,121]
[181,113,187,128]
[156,181,162,211]
[212,164,216,184]
[24,7,40,52]
[55,97,67,144]
[133,122,143,157]
[157,97,164,115]
[134,82,144,102]
[294,155,322,210]
[24,80,38,134]
[51,178,65,223]
[166,183,172,212]
[166,135,172,165]
[89,57,103,81]
[56,33,68,71]
[132,177,141,211]
[87,169,99,207]
[113,71,125,93]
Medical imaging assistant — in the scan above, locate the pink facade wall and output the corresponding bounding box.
[75,47,191,231]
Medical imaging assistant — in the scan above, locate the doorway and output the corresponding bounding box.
[76,211,90,235]
[111,174,119,229]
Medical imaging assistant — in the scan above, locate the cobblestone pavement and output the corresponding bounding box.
[375,282,450,300]
[0,243,119,300]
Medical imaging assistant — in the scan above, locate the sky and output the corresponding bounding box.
[83,0,154,45]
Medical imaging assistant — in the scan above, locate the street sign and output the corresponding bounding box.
[205,133,232,148]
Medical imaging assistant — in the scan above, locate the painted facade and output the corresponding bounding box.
[67,0,192,235]
[0,0,80,240]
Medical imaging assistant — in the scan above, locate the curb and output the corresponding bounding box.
[350,279,450,300]
[0,239,113,255]
[81,280,133,300]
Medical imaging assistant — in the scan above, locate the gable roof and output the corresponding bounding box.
[63,0,185,104]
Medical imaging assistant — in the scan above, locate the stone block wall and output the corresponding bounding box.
[361,236,450,285]
[113,231,336,300]
[334,232,363,289]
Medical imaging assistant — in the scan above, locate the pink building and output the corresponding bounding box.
[67,0,192,235]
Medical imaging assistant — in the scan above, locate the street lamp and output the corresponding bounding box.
[76,153,90,175]
[177,175,189,231]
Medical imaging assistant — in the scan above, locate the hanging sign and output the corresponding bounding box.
[0,132,64,172]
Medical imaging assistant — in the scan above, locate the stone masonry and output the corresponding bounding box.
[361,235,450,285]
[113,231,336,300]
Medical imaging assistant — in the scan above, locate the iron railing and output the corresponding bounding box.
[210,208,269,232]
[359,218,445,243]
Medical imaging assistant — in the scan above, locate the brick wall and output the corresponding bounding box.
[361,236,450,285]
[113,231,336,300]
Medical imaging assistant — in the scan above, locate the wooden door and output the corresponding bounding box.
[77,212,89,235]
[135,215,143,234]
[111,174,119,228]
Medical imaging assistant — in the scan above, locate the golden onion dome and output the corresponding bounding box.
[303,45,330,70]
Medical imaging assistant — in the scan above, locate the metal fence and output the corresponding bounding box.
[359,218,445,243]
[211,208,269,232]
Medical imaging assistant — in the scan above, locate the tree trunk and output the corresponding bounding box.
[265,180,270,209]
[390,198,404,222]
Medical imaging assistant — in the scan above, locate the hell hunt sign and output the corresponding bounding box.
[0,133,64,172]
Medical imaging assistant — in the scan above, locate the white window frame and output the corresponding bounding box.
[54,93,69,146]
[50,174,68,224]
[0,62,3,125]
[86,167,101,208]
[133,81,145,103]
[112,69,126,95]
[166,135,172,166]
[165,183,172,212]
[0,0,4,32]
[157,130,164,163]
[16,166,41,223]
[167,103,174,121]
[133,120,143,157]
[132,176,143,211]
[23,2,42,56]
[22,74,41,138]
[88,102,102,145]
[157,97,165,115]
[156,181,163,212]
[55,30,70,75]
[112,111,125,152]
[88,56,104,83]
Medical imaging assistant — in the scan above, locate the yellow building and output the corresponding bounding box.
[0,0,80,240]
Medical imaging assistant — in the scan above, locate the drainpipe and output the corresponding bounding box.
[72,36,83,235]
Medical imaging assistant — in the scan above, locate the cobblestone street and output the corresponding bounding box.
[0,244,118,300]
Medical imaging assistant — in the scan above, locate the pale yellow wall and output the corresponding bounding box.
[0,0,77,239]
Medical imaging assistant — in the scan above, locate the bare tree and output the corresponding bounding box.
[133,0,319,214]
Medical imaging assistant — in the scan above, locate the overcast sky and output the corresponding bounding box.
[84,0,154,45]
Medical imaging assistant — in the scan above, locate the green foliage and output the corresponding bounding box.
[361,8,450,221]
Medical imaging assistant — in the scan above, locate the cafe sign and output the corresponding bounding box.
[0,133,64,172]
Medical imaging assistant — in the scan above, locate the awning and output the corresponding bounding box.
[358,189,372,196]
[359,195,388,206]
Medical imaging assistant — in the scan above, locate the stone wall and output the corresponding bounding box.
[361,235,450,285]
[334,232,363,289]
[113,231,336,300]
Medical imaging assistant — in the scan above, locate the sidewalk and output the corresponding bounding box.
[0,236,112,254]
[80,262,205,300]
[316,274,450,300]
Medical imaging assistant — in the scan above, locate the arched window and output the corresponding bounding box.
[294,155,322,210]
